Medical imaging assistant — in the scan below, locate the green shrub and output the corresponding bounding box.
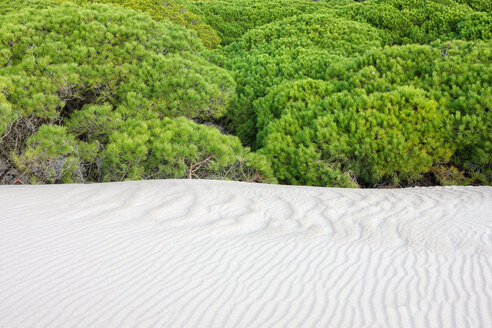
[259,86,454,186]
[342,41,491,181]
[254,78,336,145]
[0,0,58,14]
[185,0,349,45]
[0,78,16,136]
[12,125,98,183]
[57,0,221,48]
[431,164,469,186]
[457,12,492,40]
[254,41,490,185]
[333,0,477,44]
[212,13,383,144]
[1,0,490,187]
[102,117,277,183]
[0,2,235,183]
[454,0,492,12]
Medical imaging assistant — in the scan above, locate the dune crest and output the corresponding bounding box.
[1,180,491,327]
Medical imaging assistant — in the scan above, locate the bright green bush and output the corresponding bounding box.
[253,41,491,185]
[333,0,477,44]
[0,0,58,14]
[58,0,221,49]
[12,125,98,183]
[0,2,235,183]
[212,13,383,144]
[454,0,492,12]
[342,41,491,181]
[457,12,492,40]
[259,86,454,186]
[102,117,277,183]
[186,0,350,45]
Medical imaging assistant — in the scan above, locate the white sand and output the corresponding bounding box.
[0,180,491,327]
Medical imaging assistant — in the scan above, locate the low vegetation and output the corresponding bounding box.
[1,0,490,187]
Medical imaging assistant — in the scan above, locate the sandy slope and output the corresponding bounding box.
[0,180,491,328]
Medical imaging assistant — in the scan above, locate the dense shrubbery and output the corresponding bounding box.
[0,1,274,184]
[0,0,58,13]
[258,84,454,186]
[186,0,490,46]
[454,0,492,12]
[457,12,492,40]
[206,1,490,186]
[211,13,384,144]
[343,41,491,182]
[185,0,351,45]
[101,117,276,182]
[250,41,491,186]
[57,0,221,49]
[11,125,97,183]
[1,0,490,187]
[332,0,485,44]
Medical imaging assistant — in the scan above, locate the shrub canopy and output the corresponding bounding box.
[57,0,221,49]
[258,84,454,186]
[1,2,275,184]
[1,0,490,186]
[332,0,485,44]
[185,0,351,45]
[211,13,384,144]
[102,116,276,182]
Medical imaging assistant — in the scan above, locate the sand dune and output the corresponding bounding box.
[1,180,491,327]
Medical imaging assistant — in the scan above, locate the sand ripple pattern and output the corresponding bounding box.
[1,180,491,327]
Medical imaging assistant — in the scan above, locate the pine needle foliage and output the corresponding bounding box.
[0,2,239,183]
[185,0,352,45]
[211,13,383,145]
[102,116,277,182]
[333,0,489,44]
[342,41,491,183]
[56,0,221,49]
[258,84,454,187]
[1,0,490,186]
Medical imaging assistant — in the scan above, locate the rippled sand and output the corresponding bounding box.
[1,180,491,327]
